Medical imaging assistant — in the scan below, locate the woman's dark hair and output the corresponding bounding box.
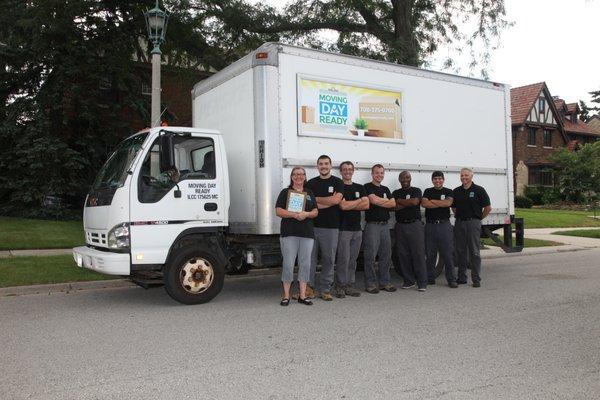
[288,166,307,188]
[431,171,445,179]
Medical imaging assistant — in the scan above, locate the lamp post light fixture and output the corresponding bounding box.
[144,0,169,127]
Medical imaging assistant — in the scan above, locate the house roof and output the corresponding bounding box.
[510,82,545,125]
[563,117,600,136]
[566,103,579,114]
[553,98,566,112]
[587,115,600,134]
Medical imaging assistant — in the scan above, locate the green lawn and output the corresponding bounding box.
[0,255,119,288]
[482,236,562,248]
[0,217,84,250]
[552,229,600,239]
[515,208,600,229]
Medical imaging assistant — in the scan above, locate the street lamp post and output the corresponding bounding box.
[144,0,169,127]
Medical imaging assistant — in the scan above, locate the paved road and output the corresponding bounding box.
[2,249,600,400]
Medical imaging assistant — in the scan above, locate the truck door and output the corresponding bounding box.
[129,133,226,265]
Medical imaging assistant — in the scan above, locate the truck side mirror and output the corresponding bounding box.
[159,133,176,173]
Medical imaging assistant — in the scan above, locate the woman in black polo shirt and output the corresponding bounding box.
[275,167,318,306]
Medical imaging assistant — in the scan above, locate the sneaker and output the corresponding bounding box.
[417,287,427,292]
[401,283,416,290]
[379,284,397,292]
[472,281,481,288]
[365,286,380,294]
[448,282,458,288]
[427,279,436,285]
[457,279,468,285]
[321,292,333,301]
[344,286,361,297]
[334,287,346,298]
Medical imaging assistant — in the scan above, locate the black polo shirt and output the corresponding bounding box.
[392,187,422,222]
[364,182,392,222]
[452,183,491,220]
[422,187,453,221]
[306,175,344,229]
[275,188,318,238]
[339,183,367,231]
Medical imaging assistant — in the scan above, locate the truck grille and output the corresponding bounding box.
[86,231,107,246]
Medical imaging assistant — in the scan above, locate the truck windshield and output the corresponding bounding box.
[92,133,148,191]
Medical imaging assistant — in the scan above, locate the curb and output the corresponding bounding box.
[0,249,74,258]
[1,247,594,298]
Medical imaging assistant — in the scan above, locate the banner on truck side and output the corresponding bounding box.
[297,75,404,142]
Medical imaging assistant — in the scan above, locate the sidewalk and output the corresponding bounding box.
[0,248,73,258]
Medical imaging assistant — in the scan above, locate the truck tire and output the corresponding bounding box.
[164,246,225,305]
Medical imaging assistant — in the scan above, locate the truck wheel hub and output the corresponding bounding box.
[181,258,214,294]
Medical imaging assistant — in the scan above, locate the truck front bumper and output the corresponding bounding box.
[73,246,130,276]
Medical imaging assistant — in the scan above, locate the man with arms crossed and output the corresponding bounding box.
[363,164,397,294]
[335,161,369,298]
[306,155,344,301]
[452,168,492,287]
[392,171,427,292]
[421,171,458,288]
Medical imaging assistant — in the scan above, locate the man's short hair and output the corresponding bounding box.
[371,164,384,173]
[399,170,410,181]
[460,167,473,175]
[431,171,444,179]
[339,161,354,170]
[317,155,331,164]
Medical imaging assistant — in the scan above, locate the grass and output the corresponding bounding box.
[552,229,600,239]
[515,208,600,229]
[482,236,562,248]
[0,217,84,250]
[0,255,119,288]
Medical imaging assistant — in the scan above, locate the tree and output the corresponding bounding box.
[579,100,591,122]
[201,0,511,75]
[550,142,600,203]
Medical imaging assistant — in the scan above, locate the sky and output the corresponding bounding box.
[250,0,600,104]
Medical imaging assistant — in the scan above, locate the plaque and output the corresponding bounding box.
[286,190,307,213]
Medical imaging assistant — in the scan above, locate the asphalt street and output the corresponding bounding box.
[2,249,600,400]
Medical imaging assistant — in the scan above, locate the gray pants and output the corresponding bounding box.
[395,221,427,288]
[280,236,314,283]
[455,219,482,283]
[425,221,456,284]
[363,222,392,288]
[310,227,339,293]
[336,230,362,287]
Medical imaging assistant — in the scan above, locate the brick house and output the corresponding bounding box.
[552,99,600,146]
[510,82,568,195]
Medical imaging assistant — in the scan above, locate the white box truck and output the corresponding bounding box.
[73,43,522,304]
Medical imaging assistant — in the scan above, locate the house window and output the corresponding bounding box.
[543,130,552,147]
[141,81,151,96]
[529,166,554,187]
[528,128,536,146]
[539,98,546,114]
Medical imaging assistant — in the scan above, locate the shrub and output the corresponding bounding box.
[541,188,562,205]
[354,118,368,129]
[524,186,543,205]
[515,195,533,209]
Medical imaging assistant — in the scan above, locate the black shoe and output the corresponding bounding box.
[298,297,313,305]
[457,279,467,285]
[427,279,436,285]
[448,282,458,288]
[280,298,290,306]
[472,281,481,288]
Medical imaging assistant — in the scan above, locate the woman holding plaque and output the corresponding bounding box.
[275,166,318,306]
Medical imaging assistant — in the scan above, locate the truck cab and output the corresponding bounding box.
[73,127,230,304]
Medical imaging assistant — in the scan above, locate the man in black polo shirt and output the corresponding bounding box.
[452,168,492,287]
[392,171,427,291]
[306,155,344,301]
[363,164,397,294]
[335,161,369,298]
[422,171,457,288]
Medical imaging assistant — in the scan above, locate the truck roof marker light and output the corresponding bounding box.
[256,52,268,59]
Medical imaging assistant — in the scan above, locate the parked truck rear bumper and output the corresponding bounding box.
[73,246,130,276]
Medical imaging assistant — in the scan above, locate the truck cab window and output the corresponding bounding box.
[138,136,215,203]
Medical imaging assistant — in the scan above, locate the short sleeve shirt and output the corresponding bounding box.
[392,187,422,222]
[275,188,318,238]
[452,183,491,219]
[339,183,367,231]
[422,187,453,221]
[306,175,344,229]
[364,182,392,222]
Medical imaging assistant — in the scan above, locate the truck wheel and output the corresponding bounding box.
[164,246,224,305]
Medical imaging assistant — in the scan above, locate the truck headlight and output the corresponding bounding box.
[107,222,130,249]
